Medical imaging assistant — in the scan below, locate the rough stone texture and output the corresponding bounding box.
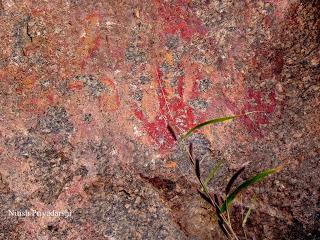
[0,0,319,239]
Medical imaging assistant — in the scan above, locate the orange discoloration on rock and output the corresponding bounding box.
[16,74,38,93]
[78,12,103,69]
[31,7,47,16]
[67,81,84,91]
[18,90,58,114]
[141,87,159,122]
[99,77,120,111]
[165,161,177,169]
[182,61,202,102]
[165,52,174,66]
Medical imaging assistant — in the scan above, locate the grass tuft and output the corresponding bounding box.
[219,166,283,213]
[167,110,281,239]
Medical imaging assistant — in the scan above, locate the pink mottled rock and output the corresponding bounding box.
[0,0,319,239]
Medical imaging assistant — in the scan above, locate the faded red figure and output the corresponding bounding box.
[131,0,278,151]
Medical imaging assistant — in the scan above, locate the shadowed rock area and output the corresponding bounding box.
[0,0,319,239]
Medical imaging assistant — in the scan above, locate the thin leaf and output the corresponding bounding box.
[218,219,230,238]
[198,189,211,204]
[204,160,223,187]
[214,194,222,214]
[242,196,256,228]
[214,194,221,207]
[225,166,246,195]
[220,166,282,213]
[195,158,201,178]
[188,143,194,163]
[242,207,253,228]
[182,115,237,139]
[167,124,177,141]
[182,111,264,139]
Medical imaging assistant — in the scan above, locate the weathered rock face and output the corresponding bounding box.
[0,0,319,239]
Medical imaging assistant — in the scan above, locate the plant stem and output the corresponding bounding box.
[185,145,239,240]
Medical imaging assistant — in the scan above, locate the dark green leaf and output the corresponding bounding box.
[225,166,246,195]
[220,166,282,213]
[203,160,223,187]
[195,158,201,178]
[182,115,237,139]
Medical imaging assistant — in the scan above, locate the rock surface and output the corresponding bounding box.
[0,0,319,239]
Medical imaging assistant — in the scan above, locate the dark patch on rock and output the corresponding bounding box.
[0,1,3,15]
[9,134,41,158]
[125,44,146,64]
[11,16,31,64]
[47,224,59,232]
[215,56,224,71]
[7,133,75,204]
[68,0,83,6]
[133,89,143,101]
[38,106,74,134]
[88,138,112,161]
[0,174,10,194]
[27,17,47,40]
[283,219,320,240]
[85,136,118,176]
[75,165,88,177]
[189,98,209,110]
[68,166,187,239]
[159,61,171,74]
[75,75,107,97]
[83,113,93,123]
[0,57,8,69]
[139,75,151,85]
[31,148,74,204]
[199,78,212,92]
[139,175,176,200]
[0,193,26,239]
[166,35,179,50]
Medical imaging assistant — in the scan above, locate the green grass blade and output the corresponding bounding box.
[204,160,223,187]
[219,166,282,213]
[182,115,237,139]
[182,111,264,140]
[225,166,246,195]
